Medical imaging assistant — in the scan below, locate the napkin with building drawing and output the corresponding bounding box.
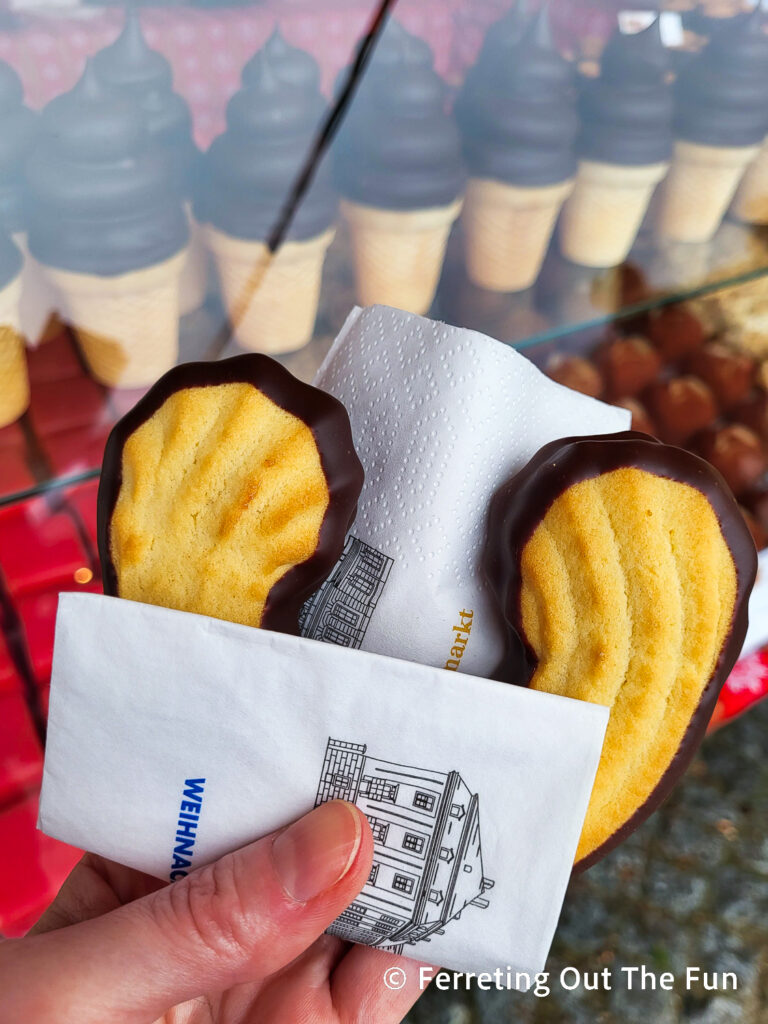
[303,306,629,677]
[39,592,608,978]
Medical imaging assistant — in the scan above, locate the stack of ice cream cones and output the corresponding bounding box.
[342,200,462,314]
[455,8,577,291]
[657,141,759,243]
[199,36,337,353]
[656,9,768,243]
[462,180,572,292]
[26,63,188,388]
[92,12,207,319]
[206,227,335,354]
[334,21,465,311]
[560,18,673,267]
[46,252,186,388]
[730,138,768,224]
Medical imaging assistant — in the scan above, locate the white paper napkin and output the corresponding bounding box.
[40,593,608,977]
[304,306,630,677]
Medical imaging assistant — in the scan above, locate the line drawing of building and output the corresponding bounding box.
[299,536,393,648]
[315,738,494,953]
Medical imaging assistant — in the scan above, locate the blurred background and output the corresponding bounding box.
[0,0,767,1019]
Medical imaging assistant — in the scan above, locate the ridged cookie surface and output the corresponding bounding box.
[98,356,363,632]
[486,432,756,870]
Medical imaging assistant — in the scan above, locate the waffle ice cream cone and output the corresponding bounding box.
[207,227,335,354]
[559,161,669,268]
[45,250,186,388]
[730,137,768,224]
[11,232,61,346]
[462,178,573,291]
[0,273,28,427]
[341,199,462,314]
[179,204,209,316]
[656,141,759,243]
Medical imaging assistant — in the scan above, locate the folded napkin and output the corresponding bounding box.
[305,306,630,676]
[40,593,608,977]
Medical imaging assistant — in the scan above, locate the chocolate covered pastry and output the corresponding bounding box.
[684,341,755,408]
[485,432,756,869]
[643,375,718,444]
[98,356,364,633]
[594,336,661,400]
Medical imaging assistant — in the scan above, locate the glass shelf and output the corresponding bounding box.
[5,218,768,507]
[4,0,768,511]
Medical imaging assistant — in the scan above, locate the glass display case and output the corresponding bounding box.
[3,0,768,938]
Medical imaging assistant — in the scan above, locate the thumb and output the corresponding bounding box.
[2,801,372,1024]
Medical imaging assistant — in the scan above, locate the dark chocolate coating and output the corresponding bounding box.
[332,19,465,208]
[27,62,188,275]
[578,19,673,166]
[97,354,364,635]
[242,29,321,92]
[0,230,22,289]
[0,61,38,235]
[484,431,756,871]
[198,45,336,241]
[92,11,199,198]
[674,8,768,146]
[454,9,577,186]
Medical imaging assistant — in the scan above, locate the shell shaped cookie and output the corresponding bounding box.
[485,432,756,871]
[98,355,364,633]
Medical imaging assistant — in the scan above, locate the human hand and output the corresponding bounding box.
[0,800,426,1023]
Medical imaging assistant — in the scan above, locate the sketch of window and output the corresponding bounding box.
[392,874,415,895]
[413,791,435,812]
[428,889,443,905]
[439,846,454,862]
[450,803,465,819]
[372,917,397,935]
[368,864,379,886]
[361,776,398,802]
[332,774,352,788]
[368,817,389,844]
[332,604,359,627]
[299,537,394,649]
[340,904,366,925]
[402,833,425,854]
[322,626,353,646]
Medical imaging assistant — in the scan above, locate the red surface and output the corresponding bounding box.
[26,333,84,386]
[40,425,112,477]
[709,648,768,730]
[15,590,59,684]
[28,376,111,439]
[0,501,91,597]
[0,794,81,937]
[0,450,35,496]
[64,479,101,553]
[17,580,103,686]
[0,631,22,697]
[0,423,35,494]
[0,693,43,809]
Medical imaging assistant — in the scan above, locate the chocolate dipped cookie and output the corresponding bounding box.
[98,355,363,632]
[485,431,756,870]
